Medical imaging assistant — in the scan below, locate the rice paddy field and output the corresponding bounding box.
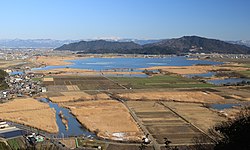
[43,76,123,92]
[43,75,215,93]
[126,101,226,146]
[110,75,215,89]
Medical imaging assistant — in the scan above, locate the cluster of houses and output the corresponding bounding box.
[0,70,46,100]
[194,53,250,59]
[0,121,25,139]
[0,121,44,146]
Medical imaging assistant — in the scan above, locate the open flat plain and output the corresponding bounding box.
[39,69,244,146]
[0,98,58,133]
[140,64,248,75]
[117,91,225,103]
[2,54,249,149]
[61,100,144,141]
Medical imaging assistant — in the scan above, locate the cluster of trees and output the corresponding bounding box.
[213,109,250,150]
[0,69,8,90]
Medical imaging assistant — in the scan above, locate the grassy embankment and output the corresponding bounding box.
[111,75,215,89]
[238,64,250,78]
[238,70,250,78]
[235,64,250,78]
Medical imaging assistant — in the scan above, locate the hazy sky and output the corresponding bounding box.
[0,0,249,40]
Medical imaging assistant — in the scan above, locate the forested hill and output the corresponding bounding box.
[144,36,250,54]
[54,40,142,52]
[55,36,250,54]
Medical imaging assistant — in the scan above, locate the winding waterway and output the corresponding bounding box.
[39,98,96,138]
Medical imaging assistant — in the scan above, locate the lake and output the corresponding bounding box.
[207,78,250,85]
[32,56,222,71]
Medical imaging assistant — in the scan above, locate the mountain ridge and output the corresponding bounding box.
[55,40,142,52]
[0,39,78,48]
[55,36,250,54]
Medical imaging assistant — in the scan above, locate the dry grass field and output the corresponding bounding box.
[0,60,26,69]
[59,138,76,149]
[0,98,58,133]
[61,100,143,141]
[140,64,248,75]
[43,77,54,81]
[49,92,110,103]
[118,91,225,103]
[162,102,228,132]
[34,68,98,75]
[127,101,226,145]
[32,56,77,66]
[126,101,205,145]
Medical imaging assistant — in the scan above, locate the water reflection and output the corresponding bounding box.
[207,78,250,85]
[39,98,95,138]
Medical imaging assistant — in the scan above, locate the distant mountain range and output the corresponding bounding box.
[227,40,250,48]
[1,37,250,54]
[0,39,159,48]
[55,36,250,54]
[0,39,78,48]
[109,39,161,45]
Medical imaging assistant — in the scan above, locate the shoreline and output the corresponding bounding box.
[33,68,144,76]
[29,55,78,66]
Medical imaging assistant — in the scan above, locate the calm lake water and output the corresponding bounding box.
[207,78,250,85]
[184,72,216,78]
[210,104,241,110]
[210,102,250,110]
[32,56,222,71]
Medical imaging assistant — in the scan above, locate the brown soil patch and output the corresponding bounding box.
[62,100,143,141]
[43,77,54,81]
[49,92,110,103]
[219,108,242,119]
[118,91,225,103]
[0,98,58,133]
[59,138,76,149]
[66,85,80,91]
